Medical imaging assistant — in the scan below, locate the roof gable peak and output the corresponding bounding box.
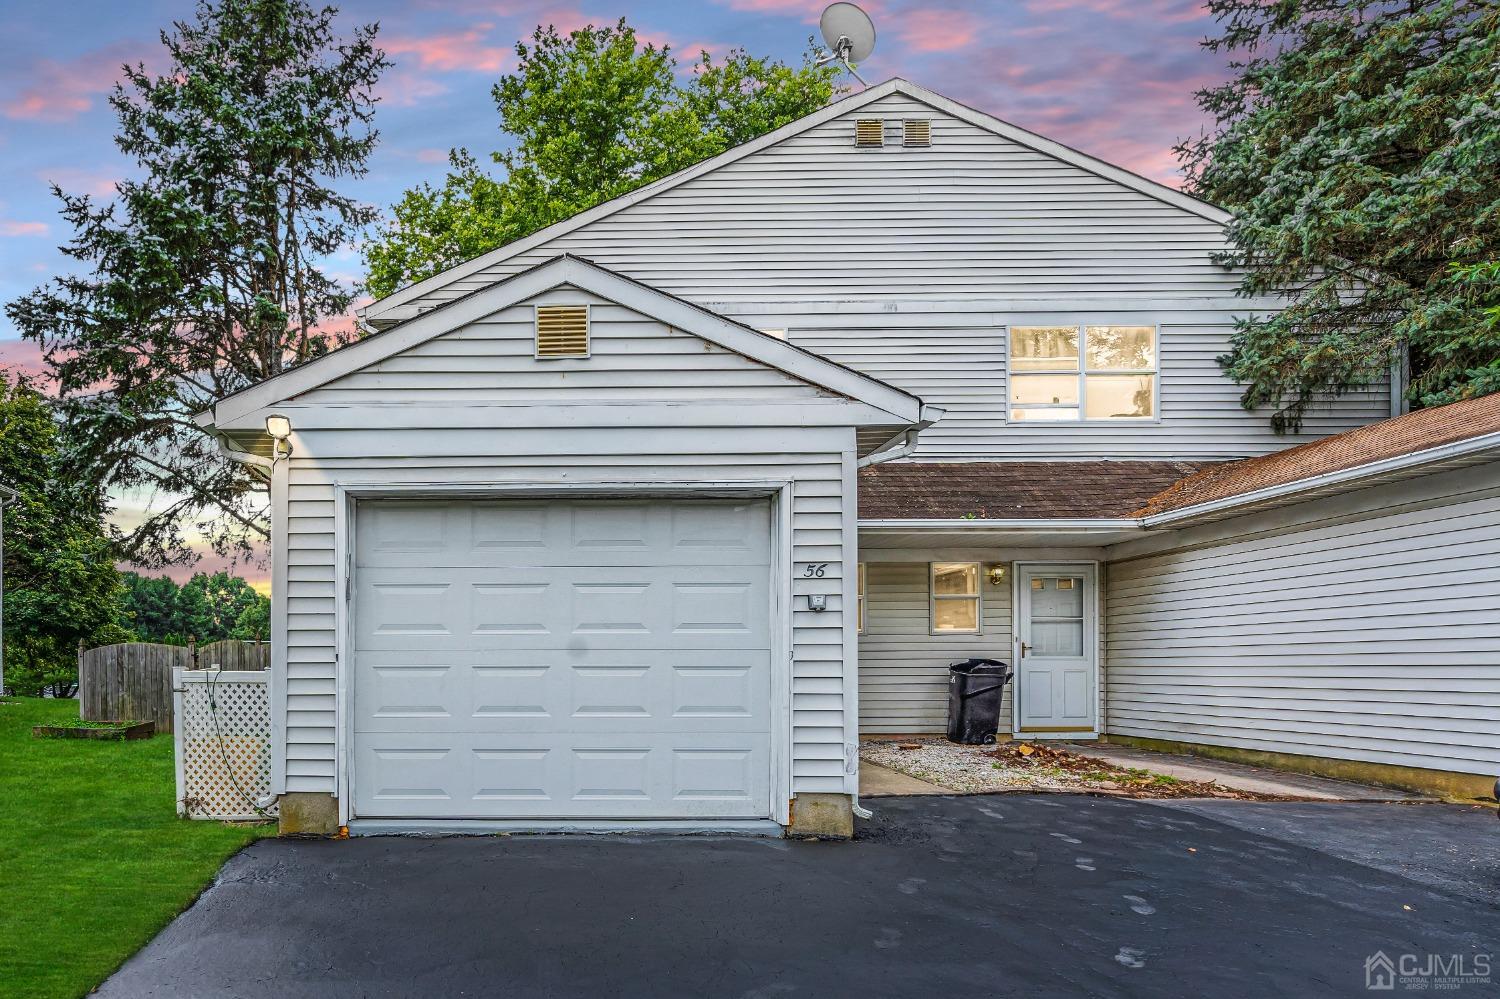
[361,78,1225,325]
[202,254,927,431]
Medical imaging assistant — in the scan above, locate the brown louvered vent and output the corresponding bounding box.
[903,119,932,147]
[534,304,589,358]
[854,119,885,147]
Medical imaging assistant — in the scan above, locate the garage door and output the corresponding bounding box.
[351,498,773,820]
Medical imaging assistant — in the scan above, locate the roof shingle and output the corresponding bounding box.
[1131,393,1500,518]
[858,461,1214,520]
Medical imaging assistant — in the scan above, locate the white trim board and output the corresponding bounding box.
[200,254,929,434]
[359,78,1229,325]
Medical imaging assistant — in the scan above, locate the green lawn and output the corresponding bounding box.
[0,697,271,998]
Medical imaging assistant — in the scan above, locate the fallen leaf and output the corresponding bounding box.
[1018,744,1035,757]
[1187,847,1197,853]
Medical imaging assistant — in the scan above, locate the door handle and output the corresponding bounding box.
[1020,642,1032,657]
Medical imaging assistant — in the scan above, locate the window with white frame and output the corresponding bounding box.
[1009,324,1157,421]
[857,562,866,634]
[930,562,980,633]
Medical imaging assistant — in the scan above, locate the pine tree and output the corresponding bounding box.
[1178,0,1500,430]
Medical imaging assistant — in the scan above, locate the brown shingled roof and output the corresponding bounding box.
[858,461,1215,520]
[1132,393,1500,518]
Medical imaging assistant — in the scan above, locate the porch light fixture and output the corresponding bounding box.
[265,414,293,462]
[986,565,1007,587]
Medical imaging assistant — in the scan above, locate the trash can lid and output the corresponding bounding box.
[949,658,1009,675]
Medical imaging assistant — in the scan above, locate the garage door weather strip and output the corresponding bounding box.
[347,819,787,838]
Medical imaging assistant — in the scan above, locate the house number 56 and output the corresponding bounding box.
[800,563,829,578]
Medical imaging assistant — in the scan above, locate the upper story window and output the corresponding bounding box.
[1008,324,1157,421]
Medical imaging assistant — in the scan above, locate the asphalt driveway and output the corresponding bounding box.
[100,796,1500,998]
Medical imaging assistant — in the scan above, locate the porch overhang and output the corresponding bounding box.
[858,519,1151,549]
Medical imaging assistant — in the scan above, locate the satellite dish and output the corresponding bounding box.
[816,3,875,87]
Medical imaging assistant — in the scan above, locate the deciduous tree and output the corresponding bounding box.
[364,19,841,298]
[0,384,125,697]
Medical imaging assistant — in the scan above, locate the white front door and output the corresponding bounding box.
[351,497,773,820]
[1014,564,1097,737]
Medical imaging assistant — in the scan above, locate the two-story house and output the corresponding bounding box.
[197,80,1500,837]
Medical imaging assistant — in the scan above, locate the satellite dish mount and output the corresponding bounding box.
[815,3,876,88]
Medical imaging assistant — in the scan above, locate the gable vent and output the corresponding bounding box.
[903,119,931,147]
[534,304,590,358]
[854,119,885,147]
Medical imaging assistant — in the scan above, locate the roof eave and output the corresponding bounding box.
[858,518,1144,531]
[1139,430,1500,527]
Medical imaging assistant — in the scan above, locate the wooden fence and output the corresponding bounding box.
[79,640,270,733]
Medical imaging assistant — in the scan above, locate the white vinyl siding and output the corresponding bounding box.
[274,286,861,800]
[382,92,1389,459]
[1103,461,1500,776]
[792,313,1388,459]
[858,562,1012,734]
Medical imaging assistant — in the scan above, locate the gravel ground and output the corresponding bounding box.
[861,738,1081,793]
[860,738,1285,798]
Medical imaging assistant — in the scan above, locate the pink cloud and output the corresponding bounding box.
[0,220,48,236]
[896,9,979,53]
[0,339,56,389]
[414,148,449,164]
[2,42,145,122]
[376,67,450,108]
[716,0,822,12]
[385,24,510,73]
[1024,0,1207,24]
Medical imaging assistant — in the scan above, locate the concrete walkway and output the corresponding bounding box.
[860,761,951,797]
[1060,743,1432,801]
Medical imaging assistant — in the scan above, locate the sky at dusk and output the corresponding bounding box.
[0,0,1230,584]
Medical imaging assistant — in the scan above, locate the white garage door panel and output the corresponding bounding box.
[352,498,774,820]
[356,500,767,567]
[356,733,768,819]
[356,649,770,734]
[357,568,769,650]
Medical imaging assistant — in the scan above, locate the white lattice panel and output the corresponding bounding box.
[174,669,276,821]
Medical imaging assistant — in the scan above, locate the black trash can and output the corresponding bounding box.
[946,659,1012,745]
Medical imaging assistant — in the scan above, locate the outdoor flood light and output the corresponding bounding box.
[265,414,293,461]
[987,565,1007,587]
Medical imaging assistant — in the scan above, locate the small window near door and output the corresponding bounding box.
[931,562,980,633]
[857,562,866,634]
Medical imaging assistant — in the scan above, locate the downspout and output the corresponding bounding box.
[857,430,918,468]
[857,406,944,469]
[215,433,274,479]
[847,407,943,822]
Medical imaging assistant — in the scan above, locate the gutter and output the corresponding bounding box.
[859,518,1141,531]
[1140,429,1500,528]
